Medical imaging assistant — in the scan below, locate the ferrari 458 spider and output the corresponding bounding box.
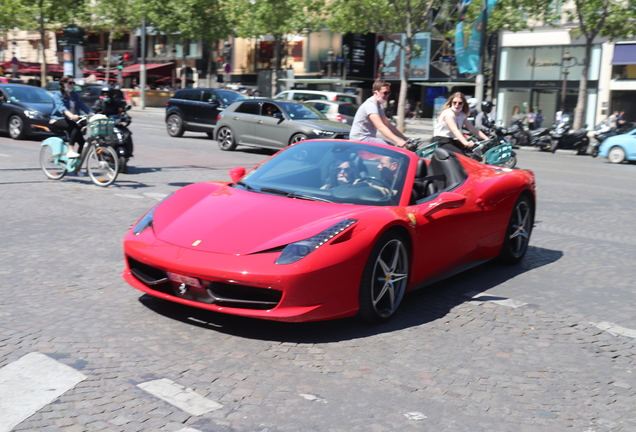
[123,140,536,323]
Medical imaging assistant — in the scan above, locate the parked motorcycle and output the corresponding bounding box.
[550,114,589,155]
[103,106,134,173]
[506,119,531,148]
[528,125,553,150]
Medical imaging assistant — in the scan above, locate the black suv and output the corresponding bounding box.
[165,88,246,138]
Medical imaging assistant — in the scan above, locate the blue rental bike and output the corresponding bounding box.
[39,115,120,187]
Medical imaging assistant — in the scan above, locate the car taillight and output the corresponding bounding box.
[332,96,337,101]
[335,114,347,123]
[216,114,222,121]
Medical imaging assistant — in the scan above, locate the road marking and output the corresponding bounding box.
[592,322,636,339]
[463,291,528,308]
[0,352,86,432]
[404,412,427,421]
[143,192,169,200]
[175,428,203,432]
[0,153,10,157]
[115,193,145,199]
[299,393,327,403]
[137,378,222,415]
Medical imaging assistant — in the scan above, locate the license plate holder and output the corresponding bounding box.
[167,272,202,289]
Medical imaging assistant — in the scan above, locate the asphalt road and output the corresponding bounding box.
[0,113,635,432]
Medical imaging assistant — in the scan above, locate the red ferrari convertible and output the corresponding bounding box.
[123,140,535,323]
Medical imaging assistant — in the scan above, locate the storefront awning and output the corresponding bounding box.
[611,44,636,65]
[122,63,174,78]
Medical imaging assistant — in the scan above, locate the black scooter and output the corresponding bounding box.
[104,106,134,173]
[506,119,531,148]
[550,115,589,155]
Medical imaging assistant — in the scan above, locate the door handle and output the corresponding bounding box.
[257,120,263,124]
[233,117,239,121]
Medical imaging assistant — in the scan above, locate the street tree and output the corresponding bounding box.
[227,0,325,96]
[145,0,231,89]
[563,0,636,129]
[86,0,144,84]
[20,0,88,86]
[328,0,438,132]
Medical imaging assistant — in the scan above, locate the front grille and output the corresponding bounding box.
[127,256,282,310]
[333,133,350,140]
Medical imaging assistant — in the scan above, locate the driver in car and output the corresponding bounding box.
[321,160,360,189]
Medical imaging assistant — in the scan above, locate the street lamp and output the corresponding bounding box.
[327,48,334,79]
[560,51,573,113]
[172,47,177,90]
[223,39,231,88]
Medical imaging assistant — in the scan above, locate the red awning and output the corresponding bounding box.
[122,63,174,78]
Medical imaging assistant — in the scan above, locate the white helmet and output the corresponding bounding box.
[467,98,478,109]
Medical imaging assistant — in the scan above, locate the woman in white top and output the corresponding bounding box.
[432,92,488,154]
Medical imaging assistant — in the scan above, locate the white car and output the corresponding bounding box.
[274,90,357,105]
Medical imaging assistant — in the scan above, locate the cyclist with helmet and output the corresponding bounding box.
[474,101,495,133]
[92,87,124,118]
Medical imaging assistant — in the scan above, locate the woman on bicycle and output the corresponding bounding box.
[51,75,92,158]
[431,92,488,154]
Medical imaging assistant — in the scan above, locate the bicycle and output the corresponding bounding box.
[39,115,120,187]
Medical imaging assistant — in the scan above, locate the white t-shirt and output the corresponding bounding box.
[433,108,466,138]
[350,97,384,141]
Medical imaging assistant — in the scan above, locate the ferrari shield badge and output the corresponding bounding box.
[192,240,202,246]
[407,213,417,225]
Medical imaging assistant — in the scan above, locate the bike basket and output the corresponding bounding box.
[89,118,116,138]
[416,142,439,158]
[484,143,513,165]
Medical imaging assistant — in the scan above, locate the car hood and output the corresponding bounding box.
[11,102,54,114]
[152,183,367,255]
[291,118,351,132]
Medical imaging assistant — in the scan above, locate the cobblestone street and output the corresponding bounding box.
[1,113,635,431]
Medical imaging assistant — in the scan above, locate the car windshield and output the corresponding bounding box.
[338,104,358,116]
[216,90,246,105]
[4,85,54,104]
[278,101,326,120]
[234,140,409,206]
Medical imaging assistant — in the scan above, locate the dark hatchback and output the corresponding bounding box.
[165,88,246,138]
[0,84,55,140]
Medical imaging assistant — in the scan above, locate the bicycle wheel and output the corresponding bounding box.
[87,146,119,187]
[39,145,67,180]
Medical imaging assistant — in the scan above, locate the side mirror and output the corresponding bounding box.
[422,192,466,217]
[273,112,283,119]
[208,99,221,107]
[229,167,246,183]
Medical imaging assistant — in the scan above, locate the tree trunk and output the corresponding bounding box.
[572,38,592,130]
[181,39,189,89]
[396,26,413,133]
[271,35,281,97]
[105,30,113,83]
[39,4,46,87]
[206,40,213,88]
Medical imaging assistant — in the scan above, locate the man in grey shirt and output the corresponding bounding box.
[350,81,407,148]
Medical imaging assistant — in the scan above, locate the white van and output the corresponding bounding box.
[274,90,358,105]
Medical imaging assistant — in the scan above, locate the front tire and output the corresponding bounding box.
[87,146,119,187]
[607,146,626,164]
[503,154,517,169]
[498,194,533,265]
[39,145,67,180]
[217,126,237,151]
[358,231,409,324]
[166,114,184,137]
[290,133,308,145]
[8,115,25,140]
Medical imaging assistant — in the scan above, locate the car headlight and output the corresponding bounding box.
[312,129,336,138]
[133,194,173,235]
[276,219,357,265]
[25,110,47,120]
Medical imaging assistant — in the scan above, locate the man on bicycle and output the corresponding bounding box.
[350,80,408,148]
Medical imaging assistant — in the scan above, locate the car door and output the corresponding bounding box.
[254,102,288,148]
[198,90,222,127]
[230,101,260,144]
[180,89,203,123]
[0,88,9,131]
[409,183,487,286]
[625,130,636,160]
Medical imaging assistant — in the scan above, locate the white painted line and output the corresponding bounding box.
[463,291,528,308]
[592,322,636,339]
[143,192,169,200]
[0,352,86,432]
[175,428,203,432]
[299,393,327,403]
[0,153,10,157]
[404,412,427,421]
[115,193,144,199]
[137,378,222,416]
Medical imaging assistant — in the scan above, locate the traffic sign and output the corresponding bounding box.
[224,63,231,73]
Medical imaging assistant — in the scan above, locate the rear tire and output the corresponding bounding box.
[607,146,626,164]
[358,231,409,324]
[119,156,128,174]
[166,114,184,137]
[498,194,533,265]
[39,145,67,180]
[217,126,237,151]
[503,154,517,169]
[87,146,119,187]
